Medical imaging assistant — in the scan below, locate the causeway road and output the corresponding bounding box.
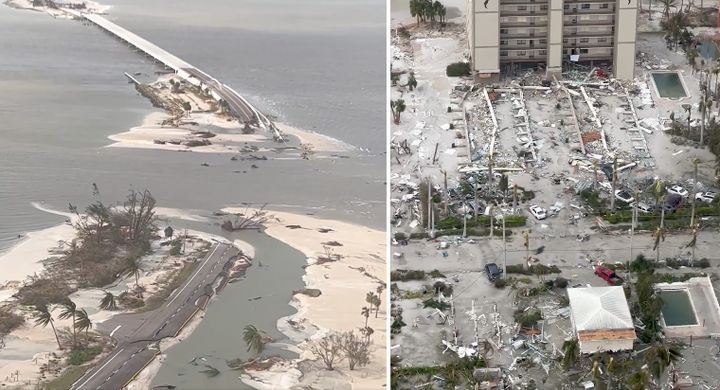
[70,242,240,390]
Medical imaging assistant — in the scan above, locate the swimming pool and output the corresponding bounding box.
[651,72,688,99]
[659,289,698,326]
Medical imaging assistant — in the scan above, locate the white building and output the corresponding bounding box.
[466,0,637,80]
[567,286,636,353]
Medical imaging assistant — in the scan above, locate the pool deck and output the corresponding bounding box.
[655,277,720,338]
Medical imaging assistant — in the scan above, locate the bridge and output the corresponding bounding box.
[64,9,284,141]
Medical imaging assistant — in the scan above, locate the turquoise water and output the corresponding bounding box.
[660,290,698,326]
[699,40,719,60]
[652,72,688,99]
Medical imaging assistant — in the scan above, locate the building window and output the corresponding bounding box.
[517,51,526,56]
[600,3,609,8]
[539,39,547,44]
[564,4,569,9]
[580,37,589,43]
[563,38,569,43]
[517,39,526,44]
[500,40,508,45]
[581,3,591,8]
[540,50,547,55]
[518,5,527,10]
[500,51,508,57]
[580,48,589,54]
[598,37,607,42]
[540,4,548,10]
[500,29,508,34]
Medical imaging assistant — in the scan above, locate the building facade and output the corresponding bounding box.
[466,0,637,80]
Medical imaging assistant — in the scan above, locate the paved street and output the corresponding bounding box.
[70,242,239,390]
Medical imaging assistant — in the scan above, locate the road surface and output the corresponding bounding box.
[70,242,240,390]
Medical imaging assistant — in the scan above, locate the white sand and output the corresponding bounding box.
[222,207,386,389]
[275,122,354,152]
[0,223,74,290]
[155,207,211,223]
[106,112,271,154]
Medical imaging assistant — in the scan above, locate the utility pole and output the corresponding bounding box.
[182,229,187,254]
[427,180,432,231]
[610,156,618,210]
[691,158,699,227]
[502,215,507,276]
[489,204,494,239]
[630,191,639,263]
[443,169,449,215]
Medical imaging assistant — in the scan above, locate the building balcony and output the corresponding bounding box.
[500,7,548,16]
[500,42,548,50]
[563,16,614,25]
[499,0,547,4]
[563,7,616,15]
[500,29,549,38]
[563,39,613,47]
[563,28,614,36]
[500,17,548,27]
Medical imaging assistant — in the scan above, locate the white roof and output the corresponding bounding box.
[568,286,633,331]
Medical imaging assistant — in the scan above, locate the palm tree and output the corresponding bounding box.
[361,306,370,329]
[391,99,406,124]
[627,369,651,390]
[58,299,78,348]
[32,304,62,350]
[653,225,666,262]
[243,325,267,357]
[123,258,142,290]
[74,308,92,338]
[409,0,422,25]
[645,344,682,382]
[99,291,118,311]
[561,337,579,368]
[686,225,698,265]
[366,291,382,317]
[407,72,417,91]
[659,0,677,20]
[683,103,693,137]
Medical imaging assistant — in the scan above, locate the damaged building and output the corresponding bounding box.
[567,286,636,354]
[465,0,638,80]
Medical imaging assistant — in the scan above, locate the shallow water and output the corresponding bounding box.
[660,289,698,326]
[0,0,385,387]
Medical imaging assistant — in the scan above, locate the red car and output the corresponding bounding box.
[594,266,624,286]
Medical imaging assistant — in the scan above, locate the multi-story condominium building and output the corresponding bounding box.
[466,0,637,80]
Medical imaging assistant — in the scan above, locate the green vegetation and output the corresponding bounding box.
[446,62,471,77]
[422,298,450,310]
[42,365,90,390]
[141,260,200,312]
[390,269,427,281]
[391,356,486,388]
[506,264,561,275]
[580,189,607,210]
[436,215,527,230]
[67,346,102,365]
[514,309,542,327]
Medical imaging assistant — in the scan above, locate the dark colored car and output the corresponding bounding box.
[663,193,683,212]
[485,263,503,281]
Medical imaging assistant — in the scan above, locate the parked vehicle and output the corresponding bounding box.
[668,185,689,198]
[594,266,624,286]
[695,191,717,203]
[528,205,547,220]
[614,190,635,204]
[663,193,683,212]
[485,263,503,281]
[633,202,653,213]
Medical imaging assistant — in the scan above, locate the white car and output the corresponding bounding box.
[668,185,689,198]
[614,190,635,204]
[695,191,716,203]
[633,202,653,213]
[528,205,547,220]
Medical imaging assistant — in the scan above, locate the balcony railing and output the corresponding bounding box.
[563,7,616,15]
[563,16,614,25]
[563,28,614,37]
[563,39,613,47]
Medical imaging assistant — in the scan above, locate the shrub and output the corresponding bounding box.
[506,264,561,275]
[554,277,569,289]
[67,346,102,365]
[0,308,25,335]
[515,309,542,327]
[423,298,450,310]
[428,269,446,278]
[169,239,182,256]
[494,278,507,288]
[446,62,471,77]
[695,258,710,268]
[390,269,426,281]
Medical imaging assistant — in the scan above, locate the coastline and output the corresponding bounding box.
[0,204,252,388]
[222,207,386,389]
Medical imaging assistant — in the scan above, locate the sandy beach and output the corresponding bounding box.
[222,207,386,389]
[0,203,249,388]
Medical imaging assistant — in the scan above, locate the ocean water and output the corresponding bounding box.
[0,1,385,387]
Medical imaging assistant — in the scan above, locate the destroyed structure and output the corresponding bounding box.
[466,0,638,80]
[567,286,635,354]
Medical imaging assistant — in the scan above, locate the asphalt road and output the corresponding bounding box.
[70,242,239,390]
[181,67,257,124]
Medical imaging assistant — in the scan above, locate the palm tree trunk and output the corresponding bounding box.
[72,313,77,348]
[50,321,62,350]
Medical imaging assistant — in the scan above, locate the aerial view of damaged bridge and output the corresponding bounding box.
[391,0,720,388]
